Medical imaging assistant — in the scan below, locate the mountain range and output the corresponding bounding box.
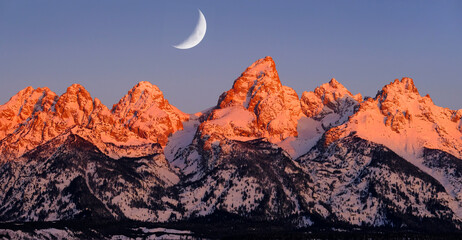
[1,56,462,237]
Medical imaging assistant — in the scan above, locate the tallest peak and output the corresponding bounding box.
[242,56,278,80]
[256,56,274,64]
[329,78,340,87]
[133,81,156,89]
[247,56,275,69]
[219,56,282,108]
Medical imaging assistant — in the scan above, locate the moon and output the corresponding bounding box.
[173,9,207,49]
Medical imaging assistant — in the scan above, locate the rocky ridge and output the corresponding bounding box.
[1,57,462,232]
[0,82,188,161]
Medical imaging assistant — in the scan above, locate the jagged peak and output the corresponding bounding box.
[240,56,279,81]
[65,83,87,92]
[109,81,187,146]
[219,56,283,109]
[112,81,187,118]
[111,82,170,119]
[10,86,40,100]
[131,81,162,93]
[1,86,53,105]
[118,81,165,106]
[245,56,275,71]
[0,86,57,116]
[300,78,361,118]
[306,78,360,103]
[400,77,416,88]
[58,84,93,103]
[19,86,35,95]
[329,78,340,88]
[379,77,419,99]
[423,93,434,104]
[26,87,56,101]
[54,84,94,121]
[320,78,350,94]
[204,57,302,143]
[35,86,53,93]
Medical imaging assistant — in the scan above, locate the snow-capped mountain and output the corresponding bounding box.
[1,56,462,232]
[0,81,188,161]
[211,56,302,142]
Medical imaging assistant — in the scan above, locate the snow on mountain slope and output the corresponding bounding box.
[199,56,302,148]
[3,56,462,231]
[194,57,361,159]
[0,133,181,222]
[319,77,462,218]
[0,228,80,240]
[166,59,366,219]
[278,78,362,158]
[168,57,309,183]
[422,148,462,218]
[298,135,459,229]
[331,78,462,160]
[185,57,363,161]
[177,138,314,220]
[164,114,201,174]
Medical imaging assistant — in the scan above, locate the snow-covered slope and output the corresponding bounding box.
[334,78,462,159]
[322,78,462,218]
[0,133,180,222]
[177,138,314,220]
[298,135,459,228]
[279,78,362,158]
[196,57,361,159]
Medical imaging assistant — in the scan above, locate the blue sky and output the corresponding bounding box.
[1,0,461,113]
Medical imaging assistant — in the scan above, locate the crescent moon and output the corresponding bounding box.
[173,9,207,49]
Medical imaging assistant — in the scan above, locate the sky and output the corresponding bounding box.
[1,0,461,113]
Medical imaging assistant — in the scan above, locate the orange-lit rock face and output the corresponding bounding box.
[0,87,59,160]
[300,78,362,118]
[274,78,363,158]
[329,77,462,159]
[376,78,426,133]
[0,87,57,140]
[3,58,462,167]
[112,81,189,146]
[200,56,302,146]
[0,82,188,161]
[219,56,282,109]
[0,85,100,160]
[55,84,94,127]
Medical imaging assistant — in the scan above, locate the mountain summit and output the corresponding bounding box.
[112,81,189,145]
[202,56,302,146]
